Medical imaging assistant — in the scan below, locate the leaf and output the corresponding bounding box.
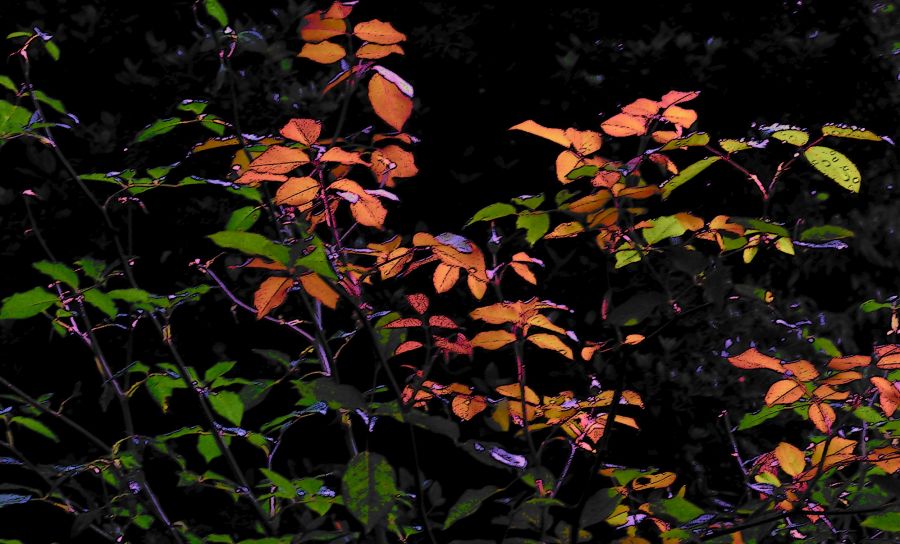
[260,468,297,499]
[225,207,261,232]
[370,145,417,187]
[600,113,646,137]
[135,118,182,143]
[330,178,387,228]
[32,261,79,289]
[209,231,290,266]
[280,118,321,146]
[804,146,861,193]
[871,377,900,417]
[300,11,346,42]
[197,434,221,463]
[0,100,32,136]
[299,273,339,310]
[0,75,16,92]
[209,390,245,426]
[728,348,784,373]
[656,496,704,523]
[471,330,516,350]
[527,333,573,360]
[822,124,883,142]
[368,72,412,131]
[466,203,517,226]
[298,41,346,64]
[737,405,790,430]
[10,416,58,442]
[32,90,65,114]
[719,139,753,153]
[356,43,405,59]
[764,380,805,406]
[204,361,236,383]
[661,106,697,128]
[516,212,550,245]
[632,472,676,490]
[146,375,186,412]
[0,494,31,508]
[509,120,570,147]
[774,442,805,477]
[177,99,208,114]
[248,145,310,174]
[43,40,60,61]
[83,289,117,318]
[800,225,854,242]
[660,132,709,150]
[204,0,228,26]
[341,452,399,532]
[641,215,687,245]
[443,486,499,529]
[353,20,406,44]
[433,263,460,293]
[808,402,836,434]
[295,235,338,279]
[254,277,292,319]
[452,395,488,421]
[275,176,320,212]
[771,129,809,146]
[580,488,622,528]
[660,156,720,199]
[861,512,900,532]
[659,90,700,108]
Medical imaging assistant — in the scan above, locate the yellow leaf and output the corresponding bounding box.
[495,383,540,406]
[298,41,346,64]
[433,263,460,293]
[808,402,836,434]
[601,113,647,137]
[774,442,806,477]
[470,330,516,350]
[356,43,404,59]
[299,272,339,309]
[254,276,292,319]
[368,73,413,131]
[527,333,573,360]
[491,399,511,431]
[378,248,411,280]
[632,472,676,490]
[525,314,566,335]
[274,176,320,211]
[764,379,805,406]
[353,19,406,44]
[280,118,322,146]
[470,302,520,325]
[728,348,785,373]
[509,120,570,148]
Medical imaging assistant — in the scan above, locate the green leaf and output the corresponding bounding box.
[209,231,290,266]
[660,132,710,150]
[804,146,861,193]
[800,225,854,242]
[295,235,337,280]
[205,361,236,383]
[0,287,57,319]
[10,416,58,442]
[197,434,222,464]
[740,218,790,237]
[261,468,296,499]
[606,292,663,327]
[465,203,517,226]
[225,207,261,232]
[860,299,892,313]
[32,90,65,114]
[83,289,117,318]
[0,99,32,137]
[76,258,105,280]
[614,243,642,269]
[0,494,31,508]
[565,165,600,180]
[107,288,170,309]
[737,405,790,430]
[516,212,550,245]
[201,119,226,135]
[443,486,499,529]
[853,406,886,424]
[641,215,686,245]
[861,512,900,532]
[822,124,883,142]
[146,375,187,412]
[660,156,720,199]
[579,488,622,528]
[209,390,244,426]
[341,452,399,532]
[812,337,841,357]
[511,194,545,210]
[656,496,704,523]
[33,261,79,289]
[0,75,16,91]
[771,129,809,146]
[719,139,752,153]
[204,0,229,26]
[43,40,60,61]
[135,118,182,143]
[156,425,203,441]
[177,100,209,114]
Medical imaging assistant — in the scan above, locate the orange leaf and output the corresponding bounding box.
[428,315,458,329]
[235,171,288,186]
[673,212,704,231]
[867,446,900,474]
[249,146,310,174]
[353,19,406,44]
[544,221,585,239]
[870,377,900,417]
[452,395,488,421]
[764,379,805,406]
[433,263,460,293]
[632,472,676,490]
[406,293,429,314]
[783,360,819,381]
[299,272,339,309]
[321,147,369,165]
[509,262,537,285]
[433,333,472,357]
[254,276,292,319]
[774,442,806,477]
[651,130,680,144]
[623,334,645,345]
[274,176,320,211]
[565,128,602,155]
[509,120,570,148]
[556,150,583,183]
[811,436,856,469]
[324,1,354,19]
[659,90,701,108]
[280,118,322,146]
[820,371,862,385]
[525,314,567,336]
[378,247,412,280]
[662,105,697,128]
[243,258,287,271]
[875,344,900,369]
[298,41,346,64]
[622,98,659,118]
[470,330,516,350]
[300,11,346,42]
[600,113,647,137]
[495,383,540,405]
[809,402,836,434]
[330,178,387,228]
[564,190,612,214]
[728,348,785,373]
[356,43,405,59]
[370,145,418,187]
[469,302,520,325]
[527,333,573,360]
[828,354,871,370]
[394,340,423,355]
[368,72,413,131]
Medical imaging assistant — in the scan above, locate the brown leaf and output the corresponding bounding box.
[254,276,292,319]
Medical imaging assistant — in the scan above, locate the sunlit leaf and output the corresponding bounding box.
[280,118,322,146]
[601,113,647,137]
[774,442,805,477]
[516,212,550,246]
[368,72,412,131]
[727,347,784,373]
[225,206,261,232]
[248,145,310,174]
[330,178,387,228]
[771,129,809,146]
[527,333,573,360]
[808,401,836,433]
[260,468,296,499]
[10,416,58,442]
[800,225,854,242]
[356,43,404,59]
[660,131,709,150]
[737,405,790,430]
[871,377,900,417]
[661,105,697,128]
[466,203,516,226]
[135,118,182,143]
[275,176,320,212]
[83,289,117,318]
[353,20,406,44]
[631,472,676,490]
[544,221,584,239]
[452,395,488,421]
[300,11,346,42]
[660,156,720,199]
[209,231,290,266]
[32,261,79,289]
[204,0,228,26]
[433,263,460,293]
[254,277,292,319]
[764,379,805,406]
[299,272,339,310]
[656,496,704,523]
[471,330,516,350]
[509,120,570,147]
[804,146,861,193]
[719,139,753,153]
[822,123,883,142]
[861,512,900,532]
[298,41,346,64]
[370,145,417,187]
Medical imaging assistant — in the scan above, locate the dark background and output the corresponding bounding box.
[1,0,899,541]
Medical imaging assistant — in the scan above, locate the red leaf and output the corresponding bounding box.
[428,315,458,329]
[406,293,429,315]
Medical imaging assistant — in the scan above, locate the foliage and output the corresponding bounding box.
[1,1,899,543]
